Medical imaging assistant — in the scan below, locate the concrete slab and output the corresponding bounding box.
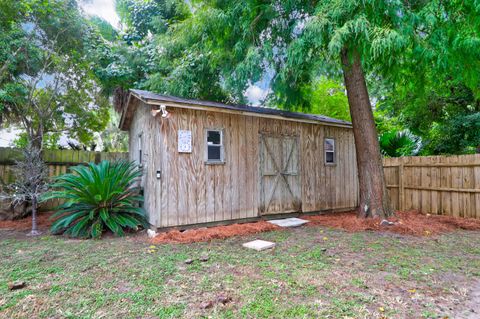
[242,240,276,251]
[267,217,309,228]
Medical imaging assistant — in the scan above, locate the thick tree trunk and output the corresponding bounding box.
[340,47,393,219]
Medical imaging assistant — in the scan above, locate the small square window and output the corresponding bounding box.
[206,129,224,163]
[325,138,335,164]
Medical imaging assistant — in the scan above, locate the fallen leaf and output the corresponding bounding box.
[378,307,385,312]
[323,237,328,241]
[408,289,416,293]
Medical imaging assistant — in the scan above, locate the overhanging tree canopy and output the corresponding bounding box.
[93,0,479,218]
[0,0,110,149]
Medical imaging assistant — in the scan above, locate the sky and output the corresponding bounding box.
[79,0,120,28]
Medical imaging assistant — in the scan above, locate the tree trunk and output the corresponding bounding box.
[340,47,393,219]
[30,130,44,151]
[28,196,41,236]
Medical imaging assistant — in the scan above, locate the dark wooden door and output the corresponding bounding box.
[259,134,301,215]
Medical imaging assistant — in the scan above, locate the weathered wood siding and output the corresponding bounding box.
[300,124,359,213]
[131,103,358,228]
[128,99,165,226]
[259,134,301,215]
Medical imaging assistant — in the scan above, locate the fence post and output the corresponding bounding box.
[398,163,404,211]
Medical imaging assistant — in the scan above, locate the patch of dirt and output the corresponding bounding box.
[151,221,280,244]
[457,280,480,319]
[303,210,480,236]
[0,212,54,231]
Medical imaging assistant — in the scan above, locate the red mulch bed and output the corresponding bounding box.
[151,221,280,244]
[303,210,480,236]
[151,210,480,244]
[3,210,480,242]
[0,212,54,231]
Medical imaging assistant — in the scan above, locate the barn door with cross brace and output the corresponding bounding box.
[259,134,302,215]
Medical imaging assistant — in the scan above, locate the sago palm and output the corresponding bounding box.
[379,130,420,158]
[43,160,147,238]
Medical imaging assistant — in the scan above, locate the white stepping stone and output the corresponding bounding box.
[242,240,276,251]
[267,217,309,228]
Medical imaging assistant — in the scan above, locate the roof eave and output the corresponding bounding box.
[118,93,134,131]
[143,98,353,128]
[121,89,353,130]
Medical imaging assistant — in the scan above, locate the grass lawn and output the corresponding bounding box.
[1,226,480,318]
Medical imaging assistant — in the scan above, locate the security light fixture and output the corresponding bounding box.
[150,104,170,118]
[160,104,169,118]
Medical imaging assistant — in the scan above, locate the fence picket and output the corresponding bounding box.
[384,154,480,218]
[0,148,129,211]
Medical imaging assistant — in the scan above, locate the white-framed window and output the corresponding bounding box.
[324,138,335,164]
[205,129,224,163]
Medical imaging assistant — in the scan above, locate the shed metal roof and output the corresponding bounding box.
[120,89,352,130]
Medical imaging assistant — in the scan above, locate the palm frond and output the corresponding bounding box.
[46,160,146,238]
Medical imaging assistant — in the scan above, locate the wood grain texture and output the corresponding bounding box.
[384,154,480,219]
[176,110,187,224]
[128,105,358,228]
[205,112,216,223]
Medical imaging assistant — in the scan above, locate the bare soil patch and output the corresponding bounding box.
[0,212,53,231]
[304,210,480,236]
[151,221,279,244]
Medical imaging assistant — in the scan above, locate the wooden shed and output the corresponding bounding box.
[119,89,359,229]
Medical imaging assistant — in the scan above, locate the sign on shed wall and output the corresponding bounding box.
[178,130,192,153]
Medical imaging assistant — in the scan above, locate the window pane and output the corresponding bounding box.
[208,145,222,161]
[326,152,334,163]
[207,130,221,145]
[325,138,334,152]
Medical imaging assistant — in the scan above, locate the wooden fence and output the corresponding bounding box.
[384,154,480,218]
[2,147,478,217]
[0,148,129,209]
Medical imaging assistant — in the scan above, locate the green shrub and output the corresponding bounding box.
[379,129,420,157]
[44,160,147,238]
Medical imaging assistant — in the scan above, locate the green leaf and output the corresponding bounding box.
[48,160,146,238]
